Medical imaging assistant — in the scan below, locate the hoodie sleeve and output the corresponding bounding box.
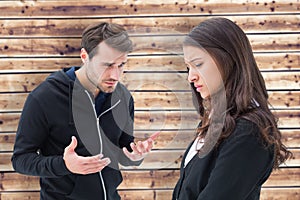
[11,94,70,177]
[118,95,142,166]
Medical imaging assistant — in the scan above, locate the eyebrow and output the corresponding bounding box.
[102,62,114,67]
[102,61,127,66]
[185,58,203,63]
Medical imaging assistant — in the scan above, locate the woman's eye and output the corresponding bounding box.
[195,63,203,67]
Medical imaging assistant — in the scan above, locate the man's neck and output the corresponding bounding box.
[75,67,100,97]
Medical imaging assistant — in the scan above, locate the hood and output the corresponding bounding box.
[46,67,80,87]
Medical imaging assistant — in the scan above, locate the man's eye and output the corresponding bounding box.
[104,63,113,67]
[186,65,190,72]
[118,62,126,68]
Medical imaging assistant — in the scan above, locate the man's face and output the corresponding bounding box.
[85,42,128,93]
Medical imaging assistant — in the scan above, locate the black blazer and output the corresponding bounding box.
[172,119,274,200]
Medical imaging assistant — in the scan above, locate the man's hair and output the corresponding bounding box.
[81,22,133,59]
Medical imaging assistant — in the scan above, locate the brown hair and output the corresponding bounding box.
[81,22,133,59]
[184,17,292,169]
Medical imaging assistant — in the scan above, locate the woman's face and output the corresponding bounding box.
[183,45,223,99]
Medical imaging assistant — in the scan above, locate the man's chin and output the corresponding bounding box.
[100,86,116,93]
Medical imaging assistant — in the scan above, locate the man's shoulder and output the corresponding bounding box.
[30,70,68,98]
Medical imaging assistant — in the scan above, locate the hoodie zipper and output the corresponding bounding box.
[84,90,121,200]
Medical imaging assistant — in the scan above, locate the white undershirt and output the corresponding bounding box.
[184,138,205,168]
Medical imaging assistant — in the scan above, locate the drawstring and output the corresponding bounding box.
[68,81,74,125]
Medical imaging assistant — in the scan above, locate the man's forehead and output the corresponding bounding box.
[95,42,128,62]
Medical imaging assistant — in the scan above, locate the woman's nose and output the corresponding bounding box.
[188,68,198,83]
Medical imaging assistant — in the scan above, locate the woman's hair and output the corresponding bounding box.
[184,17,292,169]
[81,22,133,59]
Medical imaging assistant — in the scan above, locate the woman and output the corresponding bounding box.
[172,18,292,200]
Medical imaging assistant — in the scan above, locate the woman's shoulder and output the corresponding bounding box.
[217,118,267,152]
[230,118,261,139]
[236,118,258,129]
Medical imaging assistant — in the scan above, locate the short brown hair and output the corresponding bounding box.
[81,22,133,59]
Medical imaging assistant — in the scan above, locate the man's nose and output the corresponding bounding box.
[109,66,120,80]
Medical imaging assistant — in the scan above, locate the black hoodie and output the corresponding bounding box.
[12,68,140,200]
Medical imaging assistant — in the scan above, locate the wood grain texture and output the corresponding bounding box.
[120,168,300,188]
[0,0,299,18]
[1,128,299,153]
[0,110,299,132]
[0,71,299,92]
[0,15,299,37]
[1,149,299,171]
[120,188,300,200]
[0,192,40,200]
[0,34,299,57]
[1,188,300,200]
[1,168,299,192]
[0,53,299,72]
[0,91,299,112]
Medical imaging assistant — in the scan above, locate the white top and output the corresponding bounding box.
[184,138,204,168]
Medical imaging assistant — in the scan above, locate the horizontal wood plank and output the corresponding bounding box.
[119,188,300,200]
[1,188,300,200]
[1,91,299,112]
[0,71,299,93]
[0,34,299,57]
[280,129,300,148]
[1,168,299,191]
[0,192,40,200]
[1,128,299,152]
[267,91,300,109]
[0,133,16,152]
[0,53,299,72]
[260,71,300,90]
[120,168,300,188]
[2,149,299,171]
[0,110,201,132]
[0,110,299,132]
[0,0,299,18]
[0,73,48,93]
[1,15,299,37]
[118,187,300,200]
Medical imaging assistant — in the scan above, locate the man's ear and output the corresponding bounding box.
[80,48,89,63]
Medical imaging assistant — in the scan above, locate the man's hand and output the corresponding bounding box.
[123,132,160,161]
[63,136,111,175]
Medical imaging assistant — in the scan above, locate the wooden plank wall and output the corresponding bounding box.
[0,0,299,199]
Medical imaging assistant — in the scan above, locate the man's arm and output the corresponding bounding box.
[11,94,70,177]
[11,94,110,177]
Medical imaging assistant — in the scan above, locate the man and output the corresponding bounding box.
[12,22,155,200]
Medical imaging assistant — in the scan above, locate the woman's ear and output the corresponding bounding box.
[80,48,88,63]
